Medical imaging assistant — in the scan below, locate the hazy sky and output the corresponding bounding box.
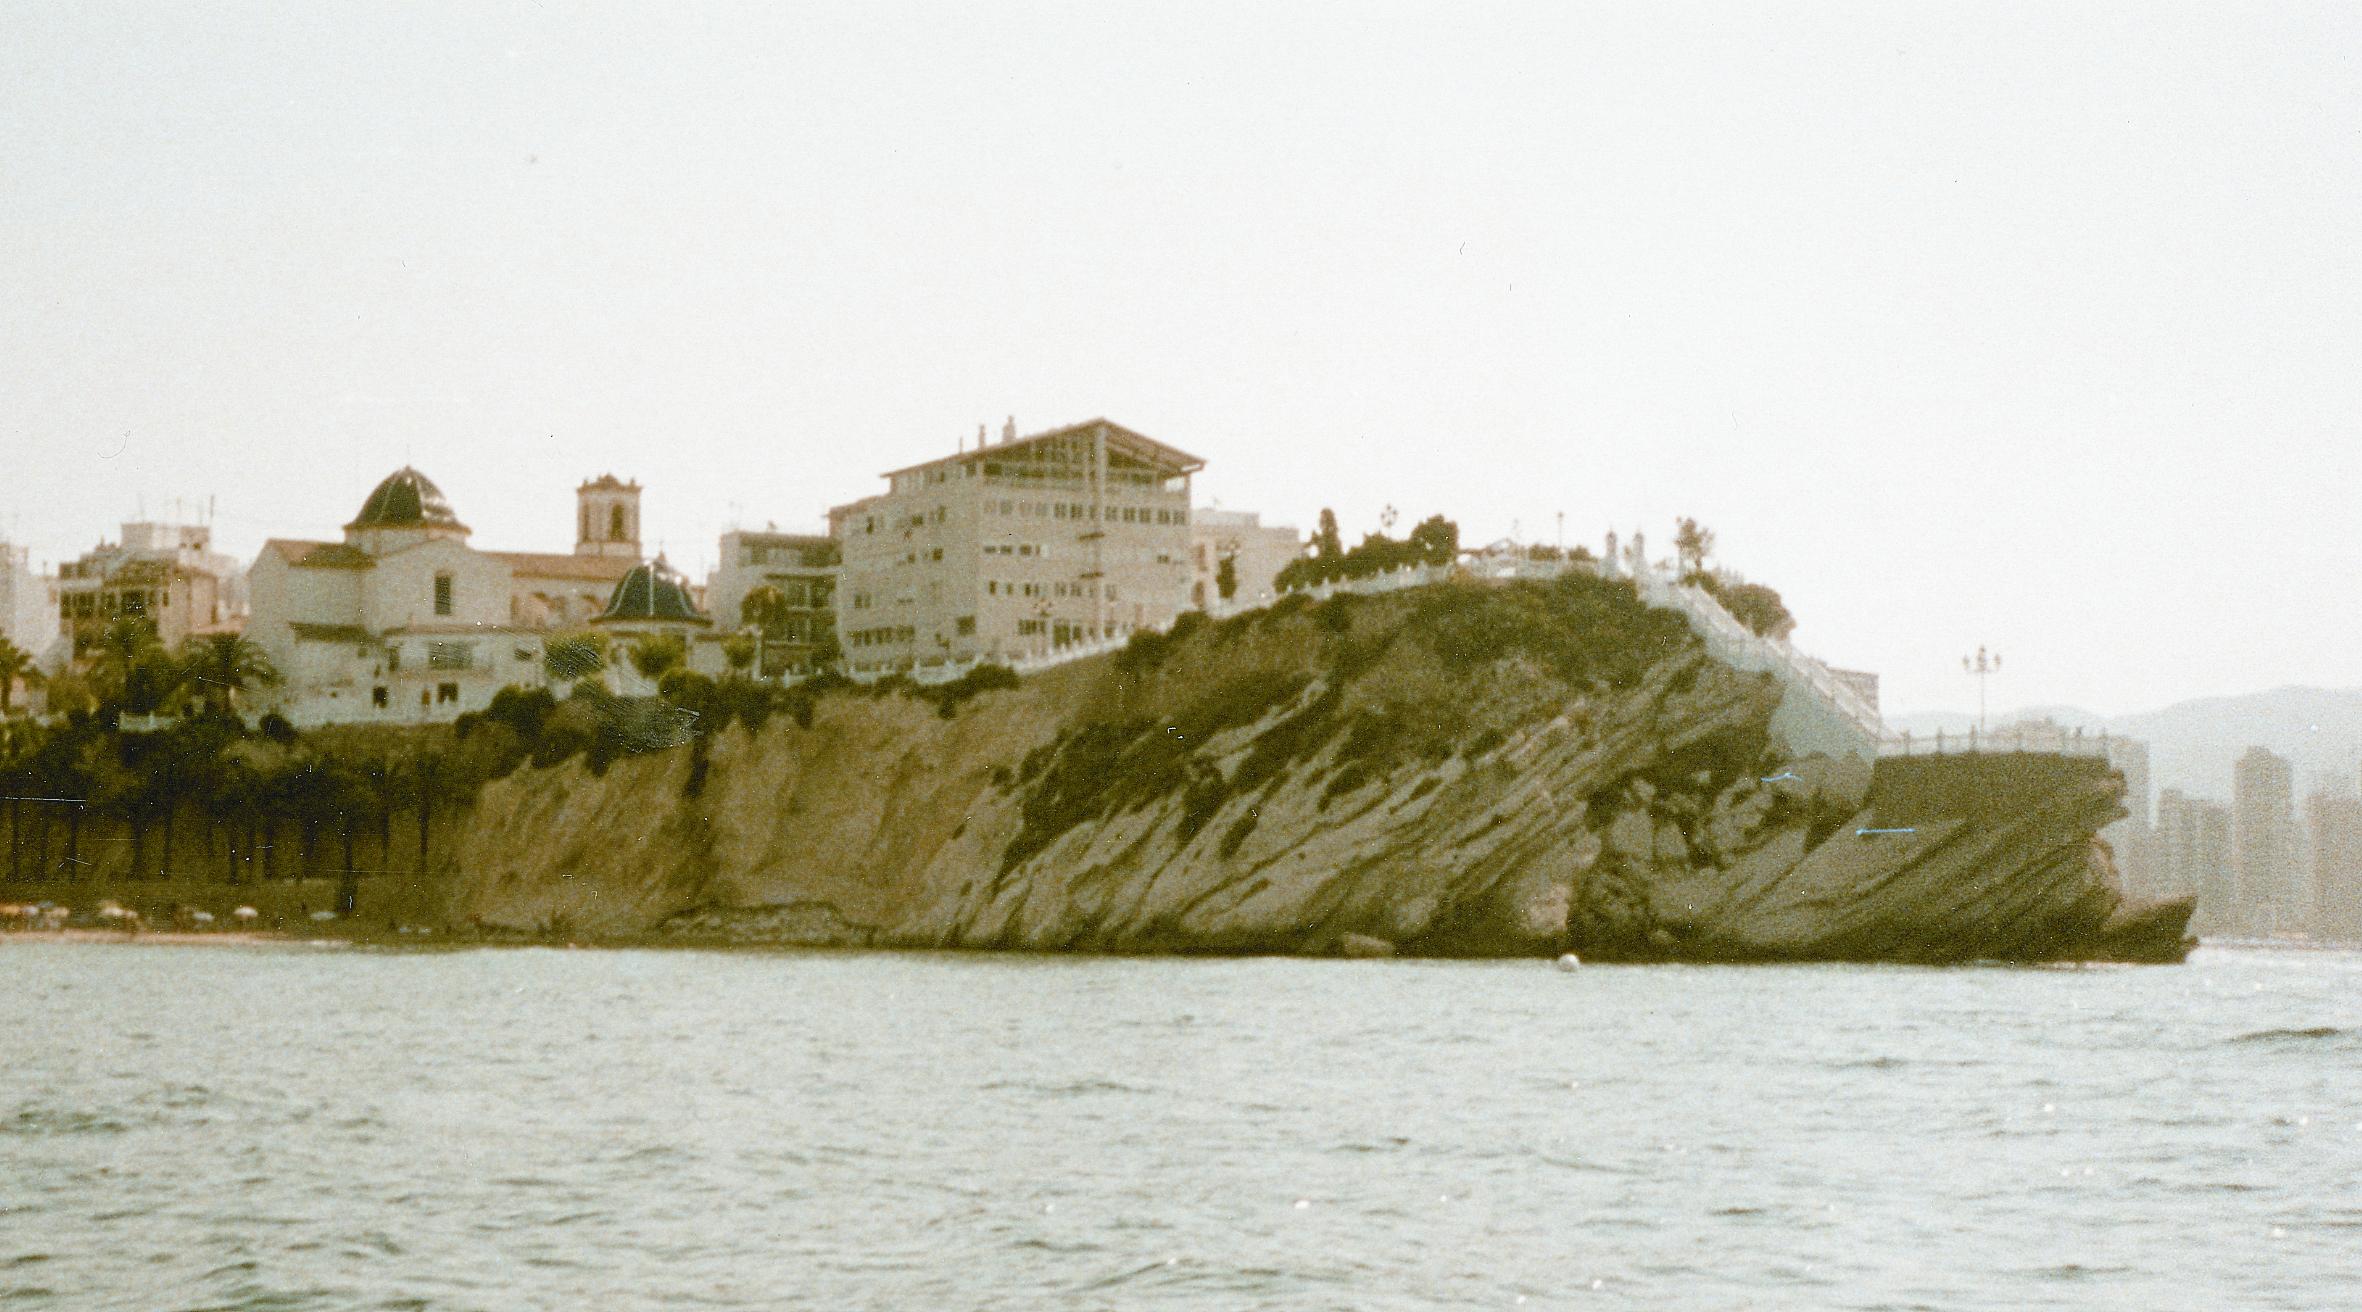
[4,3,2358,717]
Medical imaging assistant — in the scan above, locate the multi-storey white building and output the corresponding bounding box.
[829,418,1203,673]
[705,528,839,676]
[54,519,248,660]
[246,467,647,725]
[1,541,62,714]
[1189,509,1301,613]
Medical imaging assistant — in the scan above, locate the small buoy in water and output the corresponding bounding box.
[1555,952,1582,971]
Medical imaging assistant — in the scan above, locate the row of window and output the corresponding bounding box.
[984,580,1118,602]
[989,500,1183,525]
[847,626,917,648]
[372,683,462,708]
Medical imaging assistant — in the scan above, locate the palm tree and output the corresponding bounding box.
[177,633,281,717]
[90,617,180,714]
[1674,517,1716,582]
[0,637,41,716]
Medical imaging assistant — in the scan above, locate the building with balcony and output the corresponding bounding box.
[705,529,840,677]
[828,418,1202,674]
[54,519,247,660]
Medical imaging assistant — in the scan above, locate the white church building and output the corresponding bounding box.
[247,468,652,726]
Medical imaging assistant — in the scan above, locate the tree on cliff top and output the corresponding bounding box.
[1699,573,1796,641]
[1674,517,1716,581]
[1407,514,1459,567]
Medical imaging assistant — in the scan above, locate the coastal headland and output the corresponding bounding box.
[2,573,2194,962]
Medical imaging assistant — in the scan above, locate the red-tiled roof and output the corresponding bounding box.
[491,551,639,582]
[264,539,375,570]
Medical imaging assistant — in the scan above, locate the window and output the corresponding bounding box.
[609,505,627,541]
[436,682,459,704]
[386,645,402,672]
[372,687,389,708]
[955,616,975,636]
[433,572,453,616]
[427,641,473,670]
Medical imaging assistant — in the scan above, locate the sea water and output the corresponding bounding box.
[2,942,2356,1310]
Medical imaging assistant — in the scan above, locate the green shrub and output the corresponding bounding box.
[929,663,1021,718]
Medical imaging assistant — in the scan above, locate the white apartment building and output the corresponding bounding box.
[1189,509,1301,613]
[828,418,1202,672]
[706,528,839,676]
[1,541,61,665]
[55,519,248,660]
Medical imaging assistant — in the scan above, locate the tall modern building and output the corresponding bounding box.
[2156,787,2234,935]
[829,418,1203,673]
[2102,735,2153,897]
[2231,746,2301,936]
[2305,791,2362,943]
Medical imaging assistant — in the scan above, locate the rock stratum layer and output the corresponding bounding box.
[444,576,2194,963]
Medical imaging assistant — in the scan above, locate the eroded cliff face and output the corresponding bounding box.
[440,577,2193,962]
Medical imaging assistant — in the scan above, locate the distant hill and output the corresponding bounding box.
[1892,687,2362,807]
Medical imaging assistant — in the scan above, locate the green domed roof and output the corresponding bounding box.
[595,556,710,625]
[348,467,467,532]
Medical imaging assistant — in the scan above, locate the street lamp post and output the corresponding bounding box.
[1963,645,2002,733]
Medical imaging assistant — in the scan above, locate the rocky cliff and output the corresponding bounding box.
[442,575,2194,962]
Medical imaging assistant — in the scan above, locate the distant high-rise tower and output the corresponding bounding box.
[575,475,643,560]
[2157,788,2234,935]
[2231,746,2301,936]
[2102,735,2153,897]
[2305,793,2362,942]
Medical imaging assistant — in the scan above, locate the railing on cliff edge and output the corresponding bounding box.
[1622,563,1887,756]
[1876,725,2117,759]
[838,627,1141,689]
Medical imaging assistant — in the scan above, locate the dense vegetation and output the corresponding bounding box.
[999,568,1695,874]
[1272,509,1460,592]
[0,634,1028,889]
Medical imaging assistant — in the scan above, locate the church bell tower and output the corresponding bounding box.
[575,474,643,559]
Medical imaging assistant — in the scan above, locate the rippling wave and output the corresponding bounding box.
[3,942,2358,1309]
